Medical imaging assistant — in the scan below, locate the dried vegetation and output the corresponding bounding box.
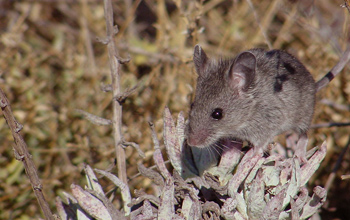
[0,0,350,219]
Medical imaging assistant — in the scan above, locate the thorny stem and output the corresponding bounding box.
[0,88,54,220]
[103,0,127,184]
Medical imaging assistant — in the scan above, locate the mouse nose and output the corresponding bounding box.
[187,129,210,147]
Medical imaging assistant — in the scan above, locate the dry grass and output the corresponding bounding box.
[0,0,349,219]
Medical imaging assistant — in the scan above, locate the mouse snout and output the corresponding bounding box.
[186,129,210,147]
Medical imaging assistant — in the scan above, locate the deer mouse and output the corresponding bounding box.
[186,45,318,158]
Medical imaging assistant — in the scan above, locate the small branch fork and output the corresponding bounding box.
[0,88,54,220]
[341,0,350,13]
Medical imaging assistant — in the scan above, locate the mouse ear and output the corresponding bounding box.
[229,51,256,92]
[193,45,209,76]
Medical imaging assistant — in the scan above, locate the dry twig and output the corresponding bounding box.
[341,0,350,13]
[246,0,273,49]
[0,88,54,220]
[103,0,127,184]
[311,122,350,129]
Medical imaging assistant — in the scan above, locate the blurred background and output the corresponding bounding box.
[0,0,349,219]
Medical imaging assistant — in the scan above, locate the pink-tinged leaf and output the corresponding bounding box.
[77,209,92,220]
[263,187,287,220]
[232,192,248,219]
[283,158,301,208]
[215,146,242,184]
[62,191,78,204]
[245,157,265,184]
[300,141,327,186]
[247,170,266,219]
[163,107,182,176]
[228,152,260,195]
[233,211,247,220]
[264,154,284,164]
[55,197,68,220]
[261,165,280,187]
[158,178,175,220]
[295,133,308,163]
[290,196,300,220]
[141,200,154,219]
[150,120,171,180]
[181,195,193,219]
[84,164,104,195]
[94,168,131,215]
[181,194,201,220]
[294,187,309,210]
[279,159,293,185]
[300,186,327,219]
[176,111,186,148]
[75,109,112,125]
[221,198,237,219]
[71,184,112,220]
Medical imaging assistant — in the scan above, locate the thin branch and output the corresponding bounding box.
[319,99,350,112]
[149,121,172,180]
[341,0,350,13]
[0,88,54,220]
[100,83,113,92]
[115,85,138,104]
[129,160,171,180]
[341,174,350,180]
[75,109,112,125]
[245,0,273,49]
[103,0,127,184]
[122,140,145,158]
[117,44,180,64]
[310,122,350,129]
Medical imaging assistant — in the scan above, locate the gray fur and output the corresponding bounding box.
[187,45,316,150]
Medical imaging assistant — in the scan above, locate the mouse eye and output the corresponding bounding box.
[211,108,223,120]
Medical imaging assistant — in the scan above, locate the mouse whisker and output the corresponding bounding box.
[211,144,221,156]
[204,146,214,161]
[230,139,243,144]
[213,143,225,156]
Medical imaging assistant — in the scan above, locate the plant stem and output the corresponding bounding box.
[0,88,54,219]
[103,0,127,184]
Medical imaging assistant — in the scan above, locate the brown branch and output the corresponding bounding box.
[319,99,350,111]
[310,122,350,129]
[122,140,145,158]
[342,0,350,13]
[103,0,127,184]
[114,85,138,104]
[0,88,54,220]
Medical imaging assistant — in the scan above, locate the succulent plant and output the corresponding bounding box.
[57,107,327,220]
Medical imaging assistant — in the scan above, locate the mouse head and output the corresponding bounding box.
[186,45,257,148]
